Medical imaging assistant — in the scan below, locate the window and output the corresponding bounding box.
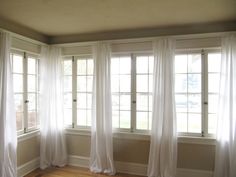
[111,54,153,132]
[12,51,39,134]
[175,50,221,136]
[63,56,94,128]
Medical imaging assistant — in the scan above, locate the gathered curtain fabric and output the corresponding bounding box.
[0,32,17,177]
[214,35,236,177]
[39,46,67,169]
[147,38,177,177]
[89,42,115,175]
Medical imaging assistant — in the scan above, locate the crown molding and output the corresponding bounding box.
[49,21,236,44]
[0,17,49,43]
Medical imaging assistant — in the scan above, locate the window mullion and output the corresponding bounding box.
[131,54,136,132]
[23,52,28,133]
[72,56,77,128]
[202,50,208,136]
[201,49,208,137]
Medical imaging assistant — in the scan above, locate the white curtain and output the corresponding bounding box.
[0,32,17,177]
[90,42,115,175]
[214,35,236,177]
[39,46,67,169]
[147,38,177,177]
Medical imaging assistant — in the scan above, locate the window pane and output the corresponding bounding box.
[175,74,187,93]
[188,113,201,133]
[136,111,148,130]
[120,111,130,128]
[188,54,201,73]
[149,95,153,111]
[188,74,201,93]
[28,75,36,92]
[149,112,152,130]
[136,75,148,92]
[28,58,36,74]
[120,57,131,74]
[208,113,217,134]
[16,112,23,131]
[120,94,130,110]
[112,94,119,110]
[77,76,86,92]
[64,93,72,109]
[208,73,220,93]
[149,75,153,92]
[149,56,154,74]
[137,56,148,74]
[87,59,94,75]
[120,75,131,92]
[111,75,119,92]
[28,93,36,111]
[177,113,187,132]
[208,53,221,72]
[87,93,92,109]
[175,55,187,73]
[111,58,119,75]
[28,111,37,128]
[13,54,23,73]
[64,60,72,75]
[64,76,72,92]
[188,94,201,113]
[87,110,92,126]
[112,111,119,128]
[208,94,218,113]
[64,108,72,125]
[77,93,87,109]
[87,76,93,92]
[13,74,23,92]
[137,93,148,111]
[14,94,23,112]
[77,109,86,126]
[77,60,86,75]
[175,94,187,112]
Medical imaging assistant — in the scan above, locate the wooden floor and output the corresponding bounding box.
[25,166,144,177]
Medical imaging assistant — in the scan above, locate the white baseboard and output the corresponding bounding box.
[177,168,213,177]
[68,155,213,177]
[17,157,40,177]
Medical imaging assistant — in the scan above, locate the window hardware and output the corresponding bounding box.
[24,100,29,103]
[73,99,77,102]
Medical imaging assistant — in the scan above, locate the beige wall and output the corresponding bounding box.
[17,136,40,166]
[16,133,215,171]
[66,134,215,171]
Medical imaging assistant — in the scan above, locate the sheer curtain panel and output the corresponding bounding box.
[214,35,236,177]
[147,38,177,177]
[0,32,17,177]
[90,42,115,175]
[39,46,67,169]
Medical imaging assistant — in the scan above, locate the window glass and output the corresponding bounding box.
[175,53,202,133]
[111,56,131,129]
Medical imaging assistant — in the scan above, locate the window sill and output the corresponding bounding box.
[65,128,216,145]
[17,130,40,142]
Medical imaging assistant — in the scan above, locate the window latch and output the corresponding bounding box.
[73,99,77,102]
[24,100,29,104]
[132,100,136,104]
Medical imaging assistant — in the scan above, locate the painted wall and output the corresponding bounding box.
[17,136,40,166]
[66,134,215,171]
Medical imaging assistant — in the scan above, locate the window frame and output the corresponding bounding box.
[111,52,153,134]
[175,48,221,137]
[63,54,94,130]
[11,49,40,135]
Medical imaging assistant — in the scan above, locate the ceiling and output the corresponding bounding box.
[0,0,236,43]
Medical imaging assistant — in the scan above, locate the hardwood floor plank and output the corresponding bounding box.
[24,166,145,177]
